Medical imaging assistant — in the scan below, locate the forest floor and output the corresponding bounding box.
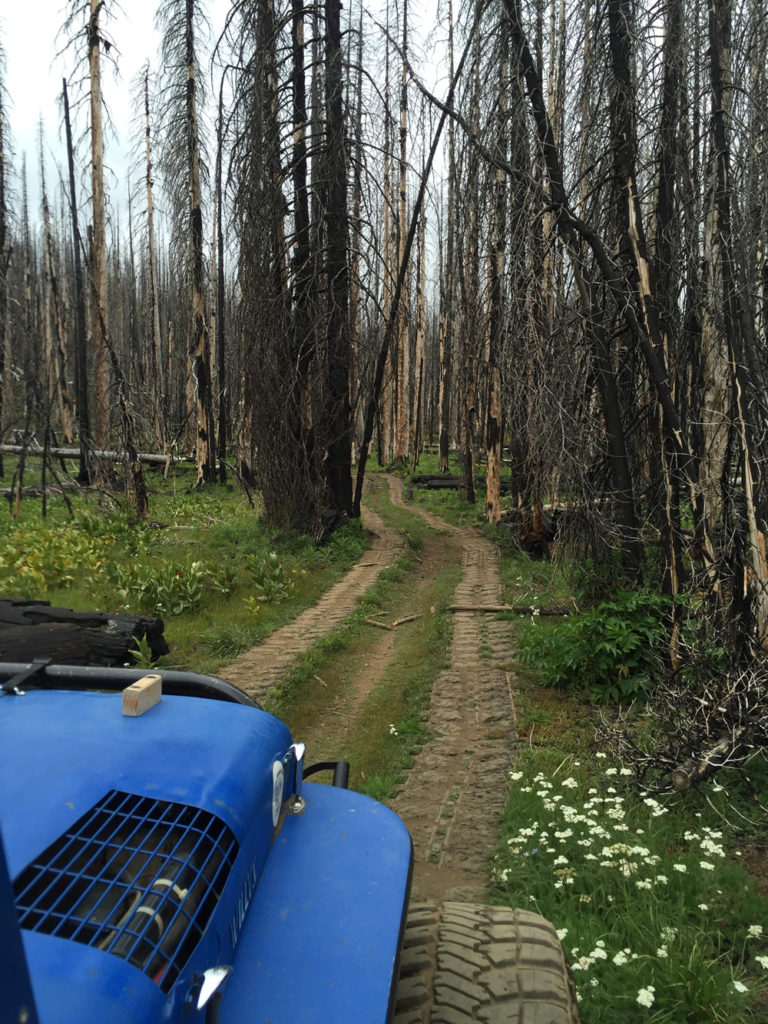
[217,474,517,904]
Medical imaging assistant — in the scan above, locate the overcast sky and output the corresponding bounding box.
[2,1,443,223]
[1,1,232,211]
[4,2,162,173]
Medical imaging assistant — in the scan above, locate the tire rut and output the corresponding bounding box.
[388,526,516,904]
[216,504,404,704]
[217,476,517,904]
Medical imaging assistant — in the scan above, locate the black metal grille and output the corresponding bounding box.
[13,790,238,992]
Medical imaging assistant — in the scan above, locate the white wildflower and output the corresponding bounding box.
[637,986,656,1008]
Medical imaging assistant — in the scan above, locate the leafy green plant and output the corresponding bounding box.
[516,589,671,702]
[242,595,261,619]
[245,551,294,604]
[206,565,238,595]
[111,559,208,617]
[128,636,161,669]
[0,524,115,596]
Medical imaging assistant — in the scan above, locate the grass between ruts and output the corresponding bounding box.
[263,470,460,799]
[263,556,460,799]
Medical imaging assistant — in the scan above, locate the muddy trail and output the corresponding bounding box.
[218,476,517,904]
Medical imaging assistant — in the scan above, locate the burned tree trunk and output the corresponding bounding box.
[88,0,111,451]
[322,0,353,515]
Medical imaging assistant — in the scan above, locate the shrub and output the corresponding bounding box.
[0,524,115,596]
[516,589,671,702]
[245,551,294,604]
[110,559,208,617]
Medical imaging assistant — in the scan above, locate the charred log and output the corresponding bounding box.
[0,600,169,666]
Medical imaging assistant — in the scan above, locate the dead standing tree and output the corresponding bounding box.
[79,0,112,452]
[60,1,117,469]
[321,0,354,516]
[0,42,9,479]
[156,0,215,485]
[132,65,165,451]
[228,0,314,531]
[227,0,356,534]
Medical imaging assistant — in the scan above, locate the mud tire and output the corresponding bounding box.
[393,900,580,1024]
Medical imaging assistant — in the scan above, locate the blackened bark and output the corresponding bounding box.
[215,88,227,483]
[504,0,640,569]
[0,78,7,481]
[323,0,353,514]
[185,0,215,484]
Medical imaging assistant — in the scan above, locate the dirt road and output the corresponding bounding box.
[218,476,517,903]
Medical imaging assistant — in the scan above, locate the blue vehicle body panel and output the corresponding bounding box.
[0,686,413,1022]
[219,781,412,1024]
[20,932,171,1024]
[0,690,291,877]
[0,833,40,1024]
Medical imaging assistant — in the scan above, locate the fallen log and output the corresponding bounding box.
[2,482,80,499]
[449,604,571,615]
[0,599,169,666]
[410,474,512,492]
[0,444,172,470]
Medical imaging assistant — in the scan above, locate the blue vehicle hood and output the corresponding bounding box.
[1,689,291,879]
[0,686,412,1023]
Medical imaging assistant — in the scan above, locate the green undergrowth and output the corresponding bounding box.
[497,581,768,1021]
[0,461,367,674]
[493,729,768,1022]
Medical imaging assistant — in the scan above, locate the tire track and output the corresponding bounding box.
[387,490,516,903]
[216,504,404,704]
[218,476,517,905]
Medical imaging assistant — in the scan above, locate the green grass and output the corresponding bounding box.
[264,551,460,798]
[0,459,368,674]
[492,743,768,1022]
